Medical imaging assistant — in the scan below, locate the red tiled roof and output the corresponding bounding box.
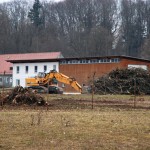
[0,54,12,74]
[0,52,62,74]
[6,52,62,61]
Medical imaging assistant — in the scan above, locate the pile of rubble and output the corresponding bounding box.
[0,86,46,106]
[94,68,150,95]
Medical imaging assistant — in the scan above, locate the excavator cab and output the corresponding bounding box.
[37,72,46,78]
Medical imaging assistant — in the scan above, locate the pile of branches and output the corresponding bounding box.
[0,86,46,106]
[94,68,150,95]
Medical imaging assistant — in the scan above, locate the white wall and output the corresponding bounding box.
[128,64,147,70]
[13,62,59,87]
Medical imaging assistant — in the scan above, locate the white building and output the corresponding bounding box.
[6,52,63,87]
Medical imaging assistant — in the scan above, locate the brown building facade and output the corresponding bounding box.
[7,54,150,93]
[59,56,150,92]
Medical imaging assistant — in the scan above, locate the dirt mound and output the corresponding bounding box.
[0,86,46,106]
[94,68,150,95]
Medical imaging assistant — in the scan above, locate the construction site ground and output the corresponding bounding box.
[0,94,150,150]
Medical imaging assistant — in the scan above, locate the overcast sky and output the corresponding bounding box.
[0,0,64,3]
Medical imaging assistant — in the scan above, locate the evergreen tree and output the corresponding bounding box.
[28,0,44,27]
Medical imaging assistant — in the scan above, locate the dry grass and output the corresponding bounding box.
[0,94,150,150]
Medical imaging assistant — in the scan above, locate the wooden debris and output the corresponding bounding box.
[0,86,46,106]
[94,68,150,95]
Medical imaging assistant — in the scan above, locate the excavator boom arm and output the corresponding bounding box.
[48,72,82,93]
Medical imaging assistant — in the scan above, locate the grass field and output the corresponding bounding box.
[0,94,150,150]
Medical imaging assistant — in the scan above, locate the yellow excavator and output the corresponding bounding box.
[25,70,82,93]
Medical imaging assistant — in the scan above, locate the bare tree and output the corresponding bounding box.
[0,6,11,54]
[120,0,146,57]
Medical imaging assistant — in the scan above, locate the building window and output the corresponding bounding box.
[103,59,107,63]
[34,66,38,73]
[111,58,115,62]
[100,59,104,63]
[111,58,120,63]
[0,77,2,82]
[116,58,120,62]
[82,60,86,63]
[71,60,78,64]
[16,79,20,86]
[60,60,67,64]
[53,65,56,70]
[16,66,19,74]
[90,59,98,63]
[107,59,111,63]
[25,66,29,73]
[6,77,9,83]
[68,60,71,64]
[10,67,13,70]
[44,65,47,72]
[10,77,12,83]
